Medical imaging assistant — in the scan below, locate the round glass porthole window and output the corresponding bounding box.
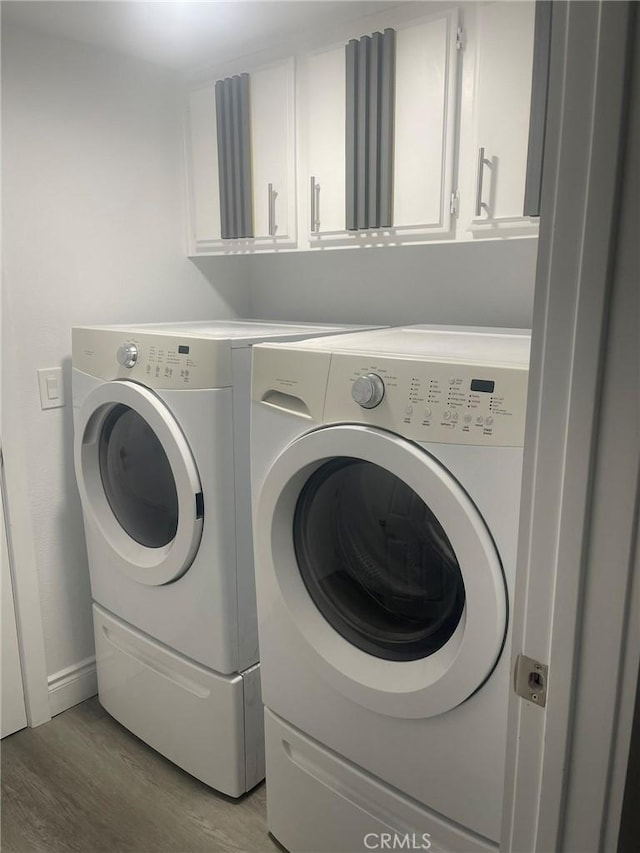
[293,458,466,661]
[98,404,179,548]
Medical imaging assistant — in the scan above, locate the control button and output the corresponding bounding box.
[117,343,138,369]
[449,378,456,385]
[464,414,472,424]
[424,408,432,419]
[451,412,459,422]
[485,416,494,425]
[405,405,414,416]
[443,410,452,421]
[476,416,484,425]
[351,373,385,409]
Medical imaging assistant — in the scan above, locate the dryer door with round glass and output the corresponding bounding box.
[256,424,507,719]
[75,381,203,585]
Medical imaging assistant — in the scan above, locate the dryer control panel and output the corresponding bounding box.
[72,327,232,389]
[324,355,528,447]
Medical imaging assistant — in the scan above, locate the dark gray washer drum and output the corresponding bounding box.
[293,457,466,661]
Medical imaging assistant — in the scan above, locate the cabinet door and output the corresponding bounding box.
[187,84,222,248]
[304,9,459,247]
[305,44,347,238]
[393,10,459,236]
[251,58,296,246]
[471,1,536,224]
[186,59,296,254]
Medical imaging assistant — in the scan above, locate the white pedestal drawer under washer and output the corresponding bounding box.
[72,319,378,797]
[250,325,531,850]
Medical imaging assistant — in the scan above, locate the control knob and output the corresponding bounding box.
[351,373,385,409]
[117,343,138,369]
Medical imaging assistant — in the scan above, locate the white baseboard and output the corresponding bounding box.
[48,656,98,717]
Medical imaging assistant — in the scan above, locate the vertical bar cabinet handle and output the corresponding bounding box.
[475,147,486,217]
[268,183,275,237]
[310,176,318,233]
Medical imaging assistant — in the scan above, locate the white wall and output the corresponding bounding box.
[1,22,250,698]
[245,239,537,328]
[1,18,537,714]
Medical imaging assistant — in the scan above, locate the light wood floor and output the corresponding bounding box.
[1,697,277,853]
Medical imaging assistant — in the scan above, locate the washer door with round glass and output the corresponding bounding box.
[74,381,203,586]
[256,425,507,719]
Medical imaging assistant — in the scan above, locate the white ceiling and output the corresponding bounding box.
[2,1,400,73]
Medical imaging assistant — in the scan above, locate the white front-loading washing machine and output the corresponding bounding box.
[251,325,531,850]
[72,319,378,797]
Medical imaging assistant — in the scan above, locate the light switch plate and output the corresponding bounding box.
[37,367,65,410]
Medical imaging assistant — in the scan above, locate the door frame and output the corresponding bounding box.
[1,444,27,736]
[0,438,50,728]
[502,2,639,850]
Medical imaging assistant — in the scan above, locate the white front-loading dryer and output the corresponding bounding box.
[250,326,530,850]
[72,319,378,797]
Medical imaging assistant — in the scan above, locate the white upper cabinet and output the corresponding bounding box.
[186,57,296,254]
[302,7,460,247]
[393,11,459,237]
[304,44,347,237]
[187,83,221,247]
[185,2,538,254]
[458,0,538,236]
[250,59,296,245]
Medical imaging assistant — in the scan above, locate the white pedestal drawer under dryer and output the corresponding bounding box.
[72,319,379,797]
[250,325,531,851]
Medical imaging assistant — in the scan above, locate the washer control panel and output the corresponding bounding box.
[325,355,528,447]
